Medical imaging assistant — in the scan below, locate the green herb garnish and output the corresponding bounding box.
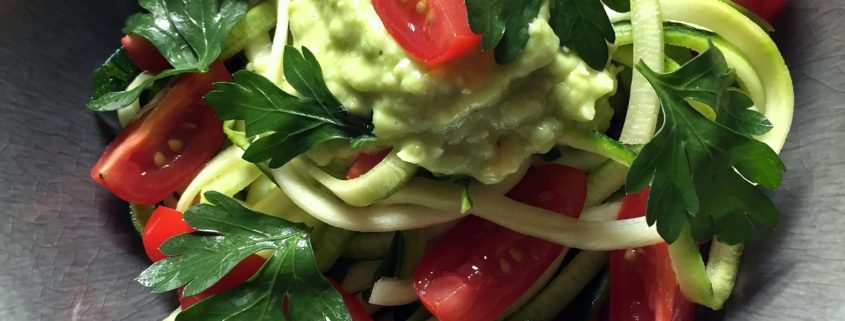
[87,0,247,111]
[465,0,628,69]
[136,192,351,321]
[465,0,545,65]
[550,0,621,70]
[205,46,375,168]
[626,44,785,244]
[91,48,141,100]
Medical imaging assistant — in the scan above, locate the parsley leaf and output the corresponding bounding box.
[87,0,247,111]
[124,0,247,70]
[550,0,617,70]
[626,44,785,244]
[465,0,623,69]
[465,0,545,65]
[715,89,774,136]
[205,46,375,168]
[91,48,141,100]
[136,192,351,321]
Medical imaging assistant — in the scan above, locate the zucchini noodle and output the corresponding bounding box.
[220,0,277,60]
[274,155,661,250]
[118,73,153,127]
[614,21,767,111]
[297,150,418,206]
[619,0,664,144]
[177,146,253,212]
[265,0,290,84]
[469,185,661,251]
[369,278,418,306]
[272,163,468,232]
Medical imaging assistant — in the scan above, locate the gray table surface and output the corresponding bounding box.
[1,0,843,320]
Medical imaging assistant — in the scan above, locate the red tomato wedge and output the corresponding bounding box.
[413,164,588,321]
[346,149,391,179]
[734,0,786,22]
[329,280,375,321]
[178,254,266,308]
[608,189,695,321]
[90,61,229,205]
[372,0,481,65]
[141,207,266,308]
[142,206,195,262]
[121,34,172,74]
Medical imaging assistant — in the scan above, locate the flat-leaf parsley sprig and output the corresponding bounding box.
[465,0,629,69]
[88,0,248,111]
[205,46,375,168]
[626,43,785,245]
[136,191,352,321]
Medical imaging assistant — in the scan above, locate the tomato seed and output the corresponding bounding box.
[508,248,524,262]
[154,152,167,167]
[624,248,638,262]
[168,139,184,152]
[416,0,427,14]
[500,259,512,273]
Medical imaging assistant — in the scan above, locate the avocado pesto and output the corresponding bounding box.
[84,0,794,320]
[288,0,616,183]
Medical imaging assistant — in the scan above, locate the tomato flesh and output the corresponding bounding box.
[373,0,481,65]
[346,149,391,179]
[141,207,266,308]
[609,189,695,321]
[142,206,195,262]
[178,254,267,308]
[91,61,229,205]
[329,280,375,321]
[121,34,172,74]
[734,0,786,22]
[413,164,588,321]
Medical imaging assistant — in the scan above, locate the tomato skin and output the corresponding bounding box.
[372,0,481,65]
[413,164,588,321]
[90,61,229,205]
[346,149,391,179]
[734,0,786,22]
[141,207,266,308]
[608,189,695,321]
[121,34,172,74]
[328,280,375,321]
[178,254,267,308]
[142,206,195,262]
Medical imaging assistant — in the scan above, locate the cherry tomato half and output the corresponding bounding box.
[373,0,482,65]
[90,61,229,205]
[608,189,695,321]
[346,149,391,179]
[734,0,786,22]
[142,206,194,262]
[141,207,266,308]
[121,34,172,74]
[413,164,588,321]
[329,280,375,321]
[178,254,267,308]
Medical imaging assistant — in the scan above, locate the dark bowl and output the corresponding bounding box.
[1,0,843,320]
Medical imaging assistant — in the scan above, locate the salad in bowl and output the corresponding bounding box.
[85,0,793,320]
